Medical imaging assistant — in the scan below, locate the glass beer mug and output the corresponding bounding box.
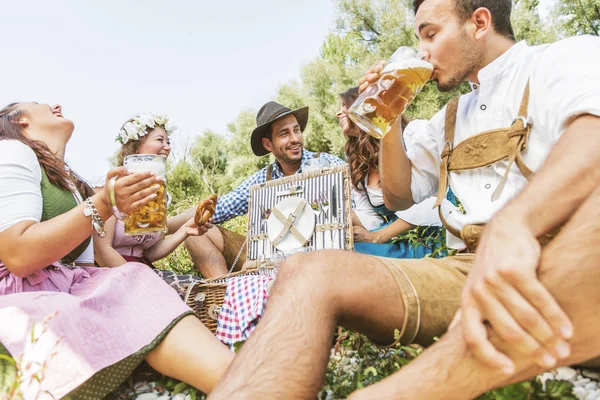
[348,46,433,139]
[122,154,168,235]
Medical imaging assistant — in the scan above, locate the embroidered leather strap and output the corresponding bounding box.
[271,200,310,247]
[435,81,534,244]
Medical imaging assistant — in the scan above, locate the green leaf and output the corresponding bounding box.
[539,380,576,400]
[172,381,188,395]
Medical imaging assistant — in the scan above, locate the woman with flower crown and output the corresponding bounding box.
[94,113,212,295]
[0,103,233,399]
[95,113,231,298]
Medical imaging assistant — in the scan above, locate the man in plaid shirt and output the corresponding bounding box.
[179,101,345,277]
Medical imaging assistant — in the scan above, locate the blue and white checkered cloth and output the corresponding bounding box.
[212,149,345,224]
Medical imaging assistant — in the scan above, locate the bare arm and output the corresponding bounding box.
[379,120,415,211]
[93,216,128,268]
[167,207,195,234]
[0,169,161,277]
[371,218,414,244]
[459,115,600,371]
[145,218,211,262]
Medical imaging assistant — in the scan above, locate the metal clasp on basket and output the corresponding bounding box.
[194,292,207,303]
[208,305,222,320]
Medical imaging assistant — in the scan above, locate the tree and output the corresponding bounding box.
[551,0,600,36]
[189,130,231,195]
[512,0,556,44]
[167,159,204,205]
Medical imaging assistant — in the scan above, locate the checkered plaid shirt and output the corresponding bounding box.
[212,149,345,224]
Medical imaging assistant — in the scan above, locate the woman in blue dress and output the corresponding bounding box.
[337,87,453,258]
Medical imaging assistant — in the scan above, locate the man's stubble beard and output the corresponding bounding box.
[437,33,483,92]
[273,146,303,166]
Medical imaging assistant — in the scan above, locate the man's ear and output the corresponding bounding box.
[262,137,274,153]
[471,7,493,41]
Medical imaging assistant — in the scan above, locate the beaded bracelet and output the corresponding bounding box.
[84,197,106,238]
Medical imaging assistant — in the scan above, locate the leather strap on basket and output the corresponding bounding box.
[271,199,310,247]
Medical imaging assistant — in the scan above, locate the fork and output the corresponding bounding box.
[260,205,271,255]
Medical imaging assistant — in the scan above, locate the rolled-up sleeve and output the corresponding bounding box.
[531,35,600,137]
[404,111,445,204]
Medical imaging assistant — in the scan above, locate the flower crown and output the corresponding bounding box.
[116,113,177,145]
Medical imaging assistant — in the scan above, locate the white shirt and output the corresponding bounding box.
[0,140,95,263]
[405,36,600,249]
[352,181,443,231]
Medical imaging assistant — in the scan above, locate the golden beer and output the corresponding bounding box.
[123,154,168,235]
[349,48,433,139]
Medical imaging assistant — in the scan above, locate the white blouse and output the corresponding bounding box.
[0,140,94,263]
[352,178,443,231]
[404,36,600,248]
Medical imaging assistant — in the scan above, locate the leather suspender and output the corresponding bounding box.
[436,80,534,243]
[266,164,273,182]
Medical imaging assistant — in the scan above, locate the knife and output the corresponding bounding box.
[276,185,304,197]
[330,183,338,246]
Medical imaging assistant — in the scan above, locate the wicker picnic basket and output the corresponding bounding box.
[184,164,354,334]
[183,265,277,334]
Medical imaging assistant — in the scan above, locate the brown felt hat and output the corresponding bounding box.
[250,101,309,156]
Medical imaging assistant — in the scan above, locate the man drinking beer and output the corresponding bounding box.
[208,0,600,399]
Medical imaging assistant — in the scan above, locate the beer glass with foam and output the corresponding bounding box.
[123,154,168,235]
[348,47,433,139]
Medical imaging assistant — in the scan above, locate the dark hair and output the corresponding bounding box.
[0,103,92,197]
[340,87,409,191]
[413,0,514,40]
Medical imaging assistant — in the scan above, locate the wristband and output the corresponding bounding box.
[107,176,127,219]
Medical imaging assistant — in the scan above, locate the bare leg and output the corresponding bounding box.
[349,187,600,400]
[185,227,228,278]
[208,251,406,399]
[145,315,234,394]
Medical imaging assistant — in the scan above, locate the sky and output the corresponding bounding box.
[1,0,556,182]
[0,0,336,181]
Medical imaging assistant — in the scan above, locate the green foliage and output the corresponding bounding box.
[167,160,204,205]
[551,0,600,36]
[392,225,457,258]
[319,330,576,400]
[475,378,576,400]
[512,0,557,44]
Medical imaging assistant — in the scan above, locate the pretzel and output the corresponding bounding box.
[195,195,217,226]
